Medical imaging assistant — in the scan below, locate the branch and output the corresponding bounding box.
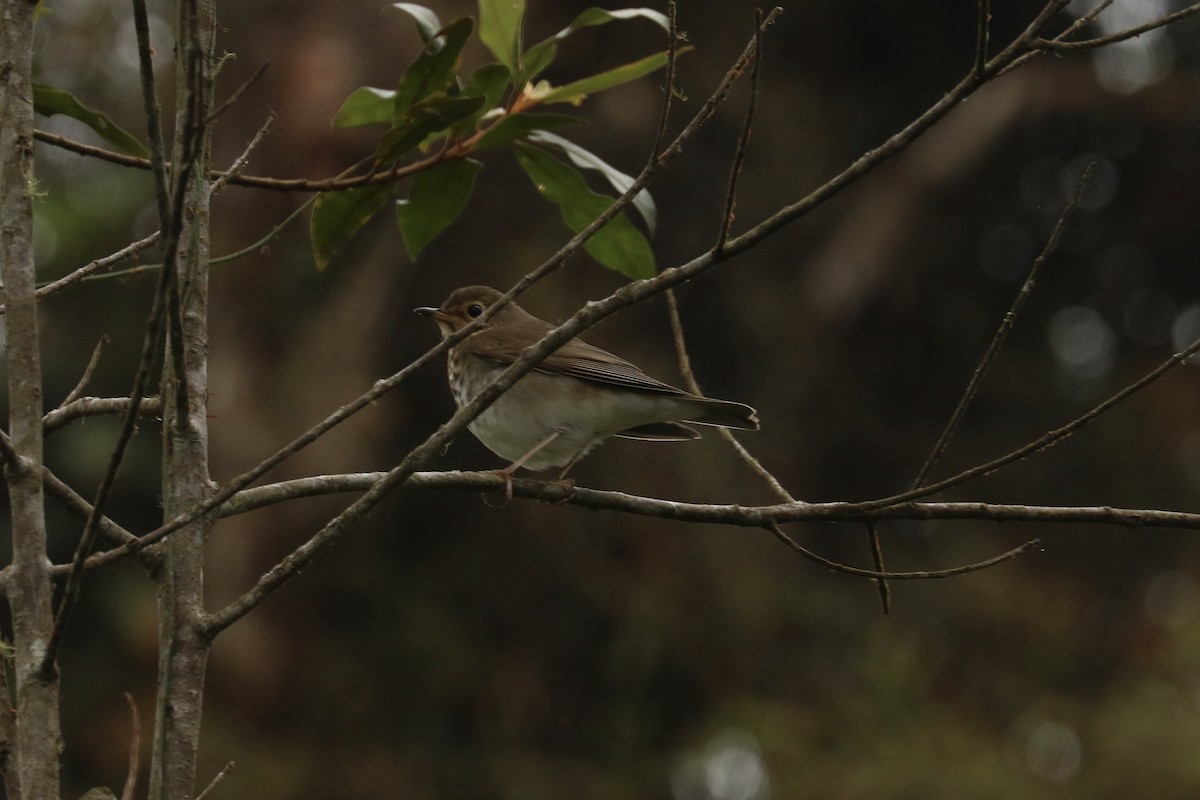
[212,470,1200,531]
[766,522,1039,580]
[43,396,162,435]
[1037,2,1200,50]
[911,163,1093,489]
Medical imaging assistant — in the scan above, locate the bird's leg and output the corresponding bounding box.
[490,430,561,504]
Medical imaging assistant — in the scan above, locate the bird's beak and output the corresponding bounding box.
[414,306,439,317]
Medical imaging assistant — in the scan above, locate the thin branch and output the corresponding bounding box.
[865,522,891,612]
[651,0,681,159]
[58,336,109,409]
[911,163,1093,489]
[206,61,270,123]
[767,522,1040,580]
[861,329,1200,515]
[208,470,1200,532]
[716,7,765,252]
[43,396,162,435]
[121,693,140,800]
[1037,2,1200,50]
[193,762,234,800]
[33,128,454,193]
[974,0,991,79]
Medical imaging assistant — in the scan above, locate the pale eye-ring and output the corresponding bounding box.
[467,303,484,318]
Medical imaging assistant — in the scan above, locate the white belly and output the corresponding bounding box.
[451,357,690,472]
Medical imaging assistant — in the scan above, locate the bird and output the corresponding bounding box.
[416,285,759,497]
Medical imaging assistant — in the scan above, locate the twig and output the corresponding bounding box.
[1037,2,1200,50]
[767,523,1039,580]
[911,163,1094,489]
[43,396,162,435]
[210,112,275,195]
[206,61,270,123]
[58,336,109,409]
[974,0,991,79]
[716,7,767,253]
[865,522,891,612]
[121,693,140,800]
[194,761,234,800]
[651,1,680,159]
[862,327,1200,513]
[204,470,1200,532]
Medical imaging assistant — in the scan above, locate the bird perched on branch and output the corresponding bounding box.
[416,285,759,497]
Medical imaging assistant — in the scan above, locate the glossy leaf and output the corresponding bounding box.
[472,112,583,152]
[462,63,513,114]
[393,16,474,119]
[520,7,670,85]
[375,94,485,164]
[514,144,654,278]
[479,0,525,71]
[33,84,150,158]
[310,184,393,271]
[396,158,484,260]
[332,87,396,128]
[535,48,684,106]
[526,130,655,234]
[390,3,442,43]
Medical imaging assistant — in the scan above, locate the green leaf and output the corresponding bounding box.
[520,7,670,85]
[514,144,654,278]
[462,63,512,114]
[33,84,150,159]
[473,112,583,152]
[375,94,485,164]
[332,87,396,128]
[390,3,442,42]
[396,158,484,260]
[526,130,655,234]
[310,184,393,271]
[535,48,686,107]
[479,0,525,71]
[394,16,474,119]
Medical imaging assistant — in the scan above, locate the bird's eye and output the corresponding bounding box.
[467,303,484,318]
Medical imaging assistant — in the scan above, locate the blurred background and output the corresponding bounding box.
[19,0,1200,797]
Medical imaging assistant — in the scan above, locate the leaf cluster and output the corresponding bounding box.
[315,1,678,274]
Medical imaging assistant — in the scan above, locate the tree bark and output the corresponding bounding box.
[147,1,216,798]
[0,0,63,797]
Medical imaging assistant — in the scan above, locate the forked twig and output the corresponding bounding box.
[911,163,1094,490]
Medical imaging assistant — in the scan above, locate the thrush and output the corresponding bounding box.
[416,285,759,494]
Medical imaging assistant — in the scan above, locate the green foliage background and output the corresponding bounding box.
[19,0,1200,797]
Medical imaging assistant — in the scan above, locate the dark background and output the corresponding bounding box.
[22,0,1200,797]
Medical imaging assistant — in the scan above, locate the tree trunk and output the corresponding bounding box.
[148,1,216,797]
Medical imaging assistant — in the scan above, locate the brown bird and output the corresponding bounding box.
[416,285,759,494]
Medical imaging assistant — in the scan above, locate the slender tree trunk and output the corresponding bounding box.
[0,0,63,797]
[148,1,216,797]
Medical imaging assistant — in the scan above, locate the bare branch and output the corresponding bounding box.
[58,336,109,409]
[1037,2,1200,50]
[120,693,140,800]
[766,522,1040,580]
[974,0,991,79]
[194,762,234,800]
[213,470,1200,532]
[716,8,767,252]
[43,396,162,435]
[911,163,1094,489]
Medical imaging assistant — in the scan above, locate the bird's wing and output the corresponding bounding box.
[469,327,689,395]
